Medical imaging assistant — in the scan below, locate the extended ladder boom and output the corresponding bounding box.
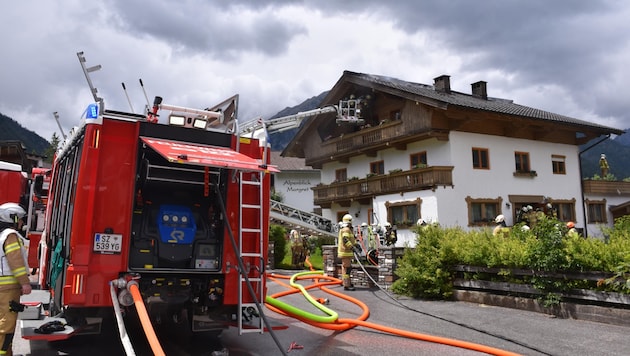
[239,106,338,136]
[239,96,367,139]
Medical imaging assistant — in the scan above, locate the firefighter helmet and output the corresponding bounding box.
[566,221,575,229]
[495,214,505,224]
[342,214,353,224]
[0,202,26,224]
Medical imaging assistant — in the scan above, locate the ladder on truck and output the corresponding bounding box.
[237,170,265,334]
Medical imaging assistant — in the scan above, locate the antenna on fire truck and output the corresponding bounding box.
[52,111,67,140]
[139,79,151,111]
[121,82,136,113]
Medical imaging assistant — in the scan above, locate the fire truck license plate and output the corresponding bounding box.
[93,233,122,253]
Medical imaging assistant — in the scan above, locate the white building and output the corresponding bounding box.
[270,151,320,214]
[581,179,630,237]
[282,72,625,246]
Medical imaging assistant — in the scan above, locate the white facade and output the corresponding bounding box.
[284,72,624,247]
[273,170,320,213]
[321,131,587,247]
[583,193,628,237]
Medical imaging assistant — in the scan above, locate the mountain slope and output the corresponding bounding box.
[580,134,630,179]
[267,91,328,151]
[0,112,51,155]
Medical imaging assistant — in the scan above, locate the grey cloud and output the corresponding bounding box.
[107,0,307,60]
[2,0,630,143]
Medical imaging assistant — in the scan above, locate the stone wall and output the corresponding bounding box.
[322,245,406,288]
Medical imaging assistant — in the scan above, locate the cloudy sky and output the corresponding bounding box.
[1,1,629,142]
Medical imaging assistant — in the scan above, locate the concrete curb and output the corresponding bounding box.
[453,290,630,328]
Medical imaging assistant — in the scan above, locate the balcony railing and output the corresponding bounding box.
[582,179,630,195]
[313,166,454,207]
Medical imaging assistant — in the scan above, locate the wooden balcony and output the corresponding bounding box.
[582,180,630,195]
[306,120,448,168]
[313,166,454,208]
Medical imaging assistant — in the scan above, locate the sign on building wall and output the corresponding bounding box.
[275,172,319,213]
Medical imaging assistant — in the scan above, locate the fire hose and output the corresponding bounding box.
[265,259,521,356]
[109,279,166,356]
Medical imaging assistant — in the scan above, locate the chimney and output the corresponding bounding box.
[471,81,488,100]
[433,75,451,93]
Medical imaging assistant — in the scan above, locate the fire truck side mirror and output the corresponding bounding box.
[34,176,44,196]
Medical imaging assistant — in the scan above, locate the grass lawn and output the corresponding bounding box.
[278,246,324,270]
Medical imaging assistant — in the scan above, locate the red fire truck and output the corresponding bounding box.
[0,160,28,206]
[25,167,50,270]
[23,53,278,345]
[1,158,49,272]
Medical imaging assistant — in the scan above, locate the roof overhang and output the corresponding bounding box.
[610,200,630,218]
[141,137,278,173]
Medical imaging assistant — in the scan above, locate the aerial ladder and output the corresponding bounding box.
[269,200,337,238]
[238,97,366,143]
[236,97,367,237]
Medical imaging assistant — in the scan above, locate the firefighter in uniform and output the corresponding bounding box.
[384,222,397,246]
[0,203,32,356]
[566,221,579,238]
[599,153,609,177]
[493,214,509,237]
[338,214,357,291]
[289,229,305,268]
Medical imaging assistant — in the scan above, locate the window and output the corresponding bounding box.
[410,151,427,169]
[514,152,530,172]
[48,136,84,249]
[552,199,576,222]
[390,110,402,121]
[370,160,385,175]
[552,155,566,175]
[586,199,607,224]
[385,198,421,227]
[472,148,489,169]
[466,196,501,226]
[335,168,347,182]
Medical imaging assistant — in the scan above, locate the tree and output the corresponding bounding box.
[43,133,60,164]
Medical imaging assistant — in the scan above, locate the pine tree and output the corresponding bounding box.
[43,133,60,163]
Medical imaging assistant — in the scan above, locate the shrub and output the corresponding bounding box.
[391,224,455,299]
[392,215,630,302]
[269,224,287,267]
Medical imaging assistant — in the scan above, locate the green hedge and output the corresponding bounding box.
[269,224,287,267]
[391,216,630,302]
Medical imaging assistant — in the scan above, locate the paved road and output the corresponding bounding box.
[13,271,630,355]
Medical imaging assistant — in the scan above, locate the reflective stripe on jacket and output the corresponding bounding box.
[0,228,29,286]
[337,226,355,258]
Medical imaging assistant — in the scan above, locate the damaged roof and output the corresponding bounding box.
[282,71,625,158]
[341,71,624,134]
